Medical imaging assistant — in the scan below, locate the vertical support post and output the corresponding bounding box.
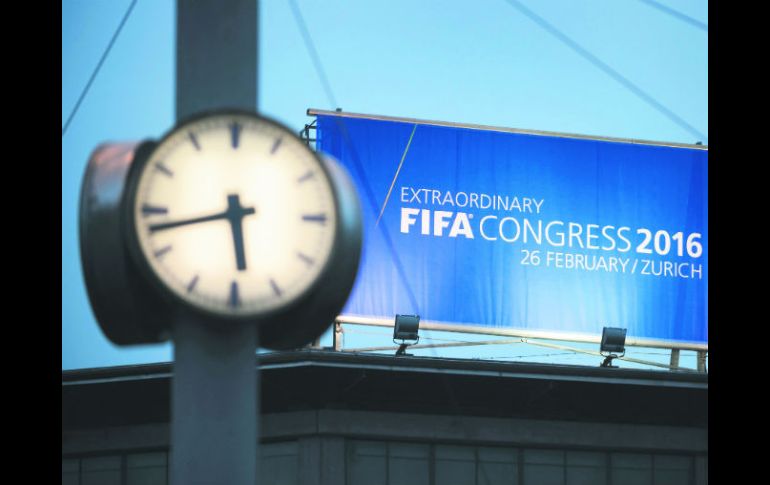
[171,321,258,484]
[669,348,680,370]
[176,0,258,120]
[696,350,707,373]
[333,321,343,351]
[172,1,258,484]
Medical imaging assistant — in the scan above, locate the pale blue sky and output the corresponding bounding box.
[62,0,708,370]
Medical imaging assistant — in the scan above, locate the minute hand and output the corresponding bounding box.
[148,199,256,233]
[149,211,233,232]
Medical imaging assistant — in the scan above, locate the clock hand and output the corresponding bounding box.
[224,194,252,271]
[148,194,256,273]
[148,211,233,232]
[148,197,256,234]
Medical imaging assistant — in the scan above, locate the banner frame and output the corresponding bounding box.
[308,108,708,150]
[312,109,708,352]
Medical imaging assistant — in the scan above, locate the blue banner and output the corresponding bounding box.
[316,114,707,344]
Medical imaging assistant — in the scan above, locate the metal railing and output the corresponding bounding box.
[327,315,708,373]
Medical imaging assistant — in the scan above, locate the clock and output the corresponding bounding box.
[81,110,362,349]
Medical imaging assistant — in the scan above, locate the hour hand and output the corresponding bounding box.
[226,194,253,271]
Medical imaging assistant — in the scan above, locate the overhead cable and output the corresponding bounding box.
[288,0,422,317]
[287,0,338,109]
[503,0,707,142]
[63,0,138,137]
[637,0,708,32]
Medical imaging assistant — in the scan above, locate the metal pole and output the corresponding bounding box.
[696,350,707,373]
[172,1,258,484]
[333,321,343,351]
[171,321,258,484]
[176,0,257,121]
[335,315,709,352]
[669,348,680,370]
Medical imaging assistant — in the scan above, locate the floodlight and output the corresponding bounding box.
[599,327,626,368]
[393,314,420,356]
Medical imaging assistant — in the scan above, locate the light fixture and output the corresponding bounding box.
[599,327,626,368]
[393,314,420,356]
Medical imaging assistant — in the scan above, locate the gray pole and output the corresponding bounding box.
[171,320,258,484]
[176,0,257,120]
[696,350,707,373]
[171,1,258,484]
[669,348,680,370]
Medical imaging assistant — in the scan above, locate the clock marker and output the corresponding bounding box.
[155,162,174,177]
[297,252,314,266]
[230,122,242,149]
[229,281,240,308]
[154,245,172,259]
[269,279,282,297]
[297,170,314,183]
[302,214,327,224]
[187,275,199,293]
[270,137,283,154]
[188,131,201,151]
[142,204,168,216]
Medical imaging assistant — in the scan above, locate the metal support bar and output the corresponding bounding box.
[524,340,698,372]
[696,351,707,372]
[333,321,343,351]
[344,338,524,353]
[307,109,708,150]
[335,315,708,352]
[345,336,697,371]
[300,121,317,147]
[670,348,681,369]
[340,319,702,371]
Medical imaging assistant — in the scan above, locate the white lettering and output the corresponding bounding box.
[400,207,420,233]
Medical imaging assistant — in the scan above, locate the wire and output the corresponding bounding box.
[283,5,493,463]
[62,0,138,137]
[287,0,338,109]
[497,352,577,359]
[376,124,418,227]
[330,119,424,316]
[502,0,707,143]
[628,351,677,356]
[289,0,423,317]
[637,0,708,32]
[347,329,474,344]
[344,325,507,344]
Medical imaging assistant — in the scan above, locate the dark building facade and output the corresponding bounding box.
[62,350,707,484]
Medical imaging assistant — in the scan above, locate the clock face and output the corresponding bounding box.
[128,112,338,319]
